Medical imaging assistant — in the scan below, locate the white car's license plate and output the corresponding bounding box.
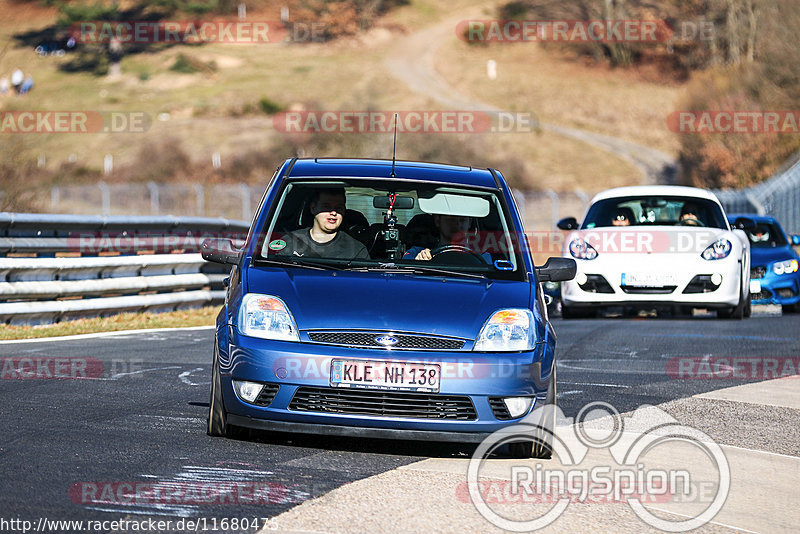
[621,272,678,287]
[330,359,441,392]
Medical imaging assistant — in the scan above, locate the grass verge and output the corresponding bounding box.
[0,306,218,340]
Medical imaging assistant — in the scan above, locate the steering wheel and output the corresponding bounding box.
[430,245,486,265]
[678,218,706,227]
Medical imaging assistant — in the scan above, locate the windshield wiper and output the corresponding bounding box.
[252,257,342,270]
[345,263,486,279]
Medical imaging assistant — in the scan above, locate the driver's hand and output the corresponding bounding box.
[415,248,432,261]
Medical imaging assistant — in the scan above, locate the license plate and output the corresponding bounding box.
[621,272,677,287]
[750,279,762,294]
[330,359,441,392]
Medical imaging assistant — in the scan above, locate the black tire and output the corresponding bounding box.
[782,302,800,314]
[207,346,229,437]
[717,287,749,320]
[508,367,557,459]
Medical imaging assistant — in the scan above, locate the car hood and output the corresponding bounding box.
[245,267,530,339]
[749,245,799,266]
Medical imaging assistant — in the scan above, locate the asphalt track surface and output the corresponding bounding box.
[1,313,798,532]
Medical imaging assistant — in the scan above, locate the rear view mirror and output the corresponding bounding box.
[201,238,240,265]
[792,235,800,246]
[557,217,579,230]
[374,195,415,209]
[536,257,576,282]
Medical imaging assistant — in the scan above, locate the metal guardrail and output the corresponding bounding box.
[0,213,249,325]
[713,151,800,234]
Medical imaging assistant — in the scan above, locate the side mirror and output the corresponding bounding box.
[536,257,576,282]
[733,217,756,231]
[557,217,579,230]
[201,238,240,265]
[792,235,800,246]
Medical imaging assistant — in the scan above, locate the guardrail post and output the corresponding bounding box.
[147,182,160,215]
[50,187,59,211]
[575,189,589,218]
[194,184,205,216]
[545,189,559,229]
[240,183,251,220]
[97,182,111,215]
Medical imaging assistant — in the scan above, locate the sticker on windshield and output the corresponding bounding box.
[268,239,287,251]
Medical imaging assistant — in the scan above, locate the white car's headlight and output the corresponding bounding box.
[773,259,799,275]
[569,239,598,260]
[701,239,732,260]
[474,309,535,352]
[238,294,299,341]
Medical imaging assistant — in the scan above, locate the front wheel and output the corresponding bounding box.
[508,367,557,459]
[207,346,229,437]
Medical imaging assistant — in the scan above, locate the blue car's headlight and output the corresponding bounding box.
[701,239,732,260]
[474,309,535,352]
[569,239,598,260]
[238,294,299,341]
[773,259,799,275]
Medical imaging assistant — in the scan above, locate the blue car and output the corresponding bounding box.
[728,214,800,313]
[201,158,575,458]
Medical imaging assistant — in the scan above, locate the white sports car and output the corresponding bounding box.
[557,186,752,319]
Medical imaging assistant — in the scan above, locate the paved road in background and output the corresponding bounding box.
[1,315,798,530]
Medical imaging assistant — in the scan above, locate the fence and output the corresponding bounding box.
[712,151,800,234]
[0,213,249,325]
[46,182,265,221]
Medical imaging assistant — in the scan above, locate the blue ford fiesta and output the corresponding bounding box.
[728,214,800,313]
[201,158,575,458]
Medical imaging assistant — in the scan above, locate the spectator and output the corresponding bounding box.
[10,68,23,94]
[19,74,34,95]
[0,77,10,95]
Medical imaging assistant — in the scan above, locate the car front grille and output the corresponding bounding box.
[620,286,677,294]
[752,288,773,301]
[751,266,767,279]
[488,397,512,420]
[253,383,280,407]
[289,386,477,420]
[306,331,465,350]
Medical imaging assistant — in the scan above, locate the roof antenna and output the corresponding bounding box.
[390,113,398,177]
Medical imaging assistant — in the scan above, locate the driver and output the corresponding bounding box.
[403,214,478,261]
[679,203,703,226]
[273,187,369,260]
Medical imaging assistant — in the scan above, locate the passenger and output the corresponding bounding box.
[272,187,369,260]
[612,207,633,227]
[404,214,480,261]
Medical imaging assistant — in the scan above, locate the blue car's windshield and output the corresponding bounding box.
[745,222,788,248]
[253,178,526,280]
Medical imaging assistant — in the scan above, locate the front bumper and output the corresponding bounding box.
[220,331,553,437]
[750,271,800,305]
[562,253,742,307]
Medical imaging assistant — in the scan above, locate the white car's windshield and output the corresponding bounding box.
[253,178,524,280]
[582,196,727,229]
